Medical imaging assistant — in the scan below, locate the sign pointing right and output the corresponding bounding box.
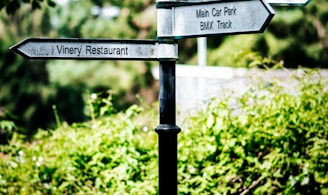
[267,0,310,6]
[170,0,275,39]
[172,0,311,6]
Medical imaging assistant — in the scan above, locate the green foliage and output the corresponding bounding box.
[0,70,327,194]
[84,91,115,121]
[0,0,56,15]
[0,120,15,145]
[202,35,253,67]
[233,50,284,69]
[0,36,55,133]
[198,0,328,68]
[178,70,328,194]
[50,0,156,39]
[0,0,158,134]
[0,104,158,194]
[1,0,326,134]
[0,3,68,134]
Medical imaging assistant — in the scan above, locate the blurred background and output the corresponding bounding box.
[0,0,327,135]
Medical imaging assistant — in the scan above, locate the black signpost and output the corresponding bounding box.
[9,0,310,194]
[155,60,181,195]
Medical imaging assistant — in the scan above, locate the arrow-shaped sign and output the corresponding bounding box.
[165,0,311,6]
[157,0,275,39]
[267,0,310,6]
[10,38,178,61]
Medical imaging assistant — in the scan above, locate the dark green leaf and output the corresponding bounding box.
[47,0,56,7]
[31,0,41,10]
[5,0,20,14]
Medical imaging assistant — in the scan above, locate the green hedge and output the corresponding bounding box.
[0,70,327,194]
[178,70,328,194]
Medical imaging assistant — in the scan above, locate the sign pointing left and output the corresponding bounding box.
[10,38,178,61]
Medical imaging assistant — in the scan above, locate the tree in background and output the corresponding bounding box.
[0,0,327,137]
[0,3,56,135]
[0,0,157,137]
[194,0,328,68]
[266,1,328,68]
[0,0,55,14]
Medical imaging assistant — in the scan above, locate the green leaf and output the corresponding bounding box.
[32,0,41,10]
[47,0,56,7]
[5,0,20,14]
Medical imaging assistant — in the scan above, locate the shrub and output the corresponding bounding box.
[0,104,158,194]
[0,70,327,194]
[178,70,328,194]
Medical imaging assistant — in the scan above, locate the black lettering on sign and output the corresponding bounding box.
[200,21,214,31]
[56,45,82,56]
[212,8,222,17]
[85,45,128,56]
[40,46,49,56]
[196,9,209,18]
[28,47,49,56]
[224,6,237,16]
[217,20,232,29]
[28,48,37,56]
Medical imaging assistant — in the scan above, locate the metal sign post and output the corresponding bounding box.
[10,0,309,193]
[11,37,179,194]
[155,59,181,195]
[156,0,272,194]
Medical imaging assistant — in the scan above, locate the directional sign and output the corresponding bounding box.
[10,38,178,60]
[166,0,310,6]
[267,0,310,6]
[157,0,275,39]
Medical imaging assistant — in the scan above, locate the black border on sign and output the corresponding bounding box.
[10,38,160,61]
[157,0,275,40]
[156,0,310,7]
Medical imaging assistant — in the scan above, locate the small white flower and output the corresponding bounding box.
[301,177,310,186]
[91,93,97,100]
[143,126,149,132]
[18,150,24,156]
[289,175,296,186]
[303,162,309,175]
[92,123,98,129]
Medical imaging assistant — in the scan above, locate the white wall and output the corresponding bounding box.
[152,65,328,117]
